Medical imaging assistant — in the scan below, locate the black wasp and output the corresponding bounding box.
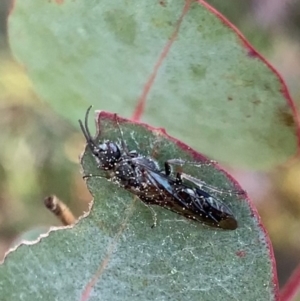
[79,106,239,230]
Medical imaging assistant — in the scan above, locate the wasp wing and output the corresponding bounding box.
[133,167,237,230]
[176,186,237,229]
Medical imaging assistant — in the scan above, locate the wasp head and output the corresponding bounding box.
[79,106,122,170]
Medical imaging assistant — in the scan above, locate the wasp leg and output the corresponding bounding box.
[139,201,158,228]
[163,162,184,187]
[83,174,104,180]
[165,159,217,179]
[165,160,245,196]
[164,161,172,176]
[164,162,181,184]
[113,113,130,155]
[166,158,216,168]
[181,172,245,196]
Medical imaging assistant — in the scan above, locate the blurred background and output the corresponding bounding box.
[0,0,300,292]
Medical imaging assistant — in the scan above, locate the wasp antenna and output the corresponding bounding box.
[78,119,89,142]
[84,105,94,141]
[78,106,97,148]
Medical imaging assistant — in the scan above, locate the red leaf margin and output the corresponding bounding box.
[99,110,280,301]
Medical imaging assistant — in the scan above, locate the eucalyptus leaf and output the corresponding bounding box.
[8,0,298,169]
[0,111,278,301]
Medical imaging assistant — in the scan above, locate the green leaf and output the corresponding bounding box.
[0,111,277,301]
[8,0,298,169]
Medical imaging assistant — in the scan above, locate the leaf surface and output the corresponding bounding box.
[0,112,278,301]
[8,0,299,169]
